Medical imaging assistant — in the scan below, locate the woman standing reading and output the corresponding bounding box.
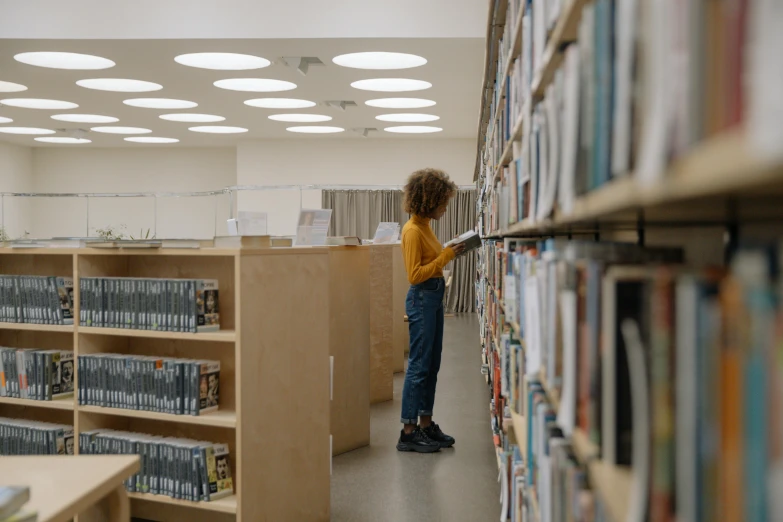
[397,168,465,453]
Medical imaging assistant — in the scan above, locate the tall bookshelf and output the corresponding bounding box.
[476,0,783,521]
[0,247,331,522]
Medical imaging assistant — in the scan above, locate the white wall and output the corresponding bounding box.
[236,138,475,235]
[30,148,236,239]
[0,142,33,240]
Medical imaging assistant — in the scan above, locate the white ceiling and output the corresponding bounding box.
[0,0,487,39]
[0,38,484,147]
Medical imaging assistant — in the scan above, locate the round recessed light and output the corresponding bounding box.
[160,113,225,123]
[351,78,431,92]
[91,126,152,134]
[0,117,12,124]
[268,114,333,123]
[76,78,162,92]
[376,113,440,122]
[14,52,115,70]
[0,81,27,93]
[244,98,316,109]
[333,52,427,70]
[35,137,91,144]
[365,98,436,109]
[51,114,118,123]
[123,98,197,109]
[188,126,248,134]
[286,126,345,134]
[175,52,271,70]
[214,78,296,92]
[1,98,78,110]
[124,137,179,144]
[384,126,443,134]
[0,127,55,135]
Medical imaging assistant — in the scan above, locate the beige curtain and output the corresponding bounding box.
[322,188,476,313]
[321,190,405,238]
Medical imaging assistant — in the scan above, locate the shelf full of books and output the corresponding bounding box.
[0,246,332,521]
[476,0,783,239]
[478,236,783,522]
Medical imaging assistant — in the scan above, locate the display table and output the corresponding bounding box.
[0,455,139,522]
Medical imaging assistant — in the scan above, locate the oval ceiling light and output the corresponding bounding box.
[268,114,332,123]
[123,98,197,109]
[188,126,248,134]
[244,98,316,109]
[0,127,55,135]
[0,81,27,93]
[0,98,78,110]
[125,137,179,143]
[35,137,91,144]
[333,52,427,70]
[76,78,162,92]
[0,117,12,124]
[91,126,152,134]
[214,79,296,92]
[376,113,440,122]
[365,98,436,109]
[160,113,225,123]
[14,52,115,70]
[51,114,118,123]
[384,126,443,134]
[351,78,431,92]
[286,126,345,134]
[175,52,271,70]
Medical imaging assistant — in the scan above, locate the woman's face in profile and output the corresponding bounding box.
[430,201,449,220]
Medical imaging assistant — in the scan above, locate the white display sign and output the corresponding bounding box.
[295,209,332,246]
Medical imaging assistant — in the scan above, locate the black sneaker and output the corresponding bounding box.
[422,423,455,448]
[396,427,441,453]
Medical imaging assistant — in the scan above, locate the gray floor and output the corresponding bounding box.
[331,314,500,522]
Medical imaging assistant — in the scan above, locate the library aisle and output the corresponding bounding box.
[331,315,498,522]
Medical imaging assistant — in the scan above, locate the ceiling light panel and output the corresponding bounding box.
[175,53,270,70]
[268,114,332,123]
[333,52,427,70]
[35,137,91,144]
[123,98,197,109]
[51,114,118,123]
[0,117,12,124]
[351,78,432,92]
[160,113,225,123]
[0,127,55,135]
[76,78,162,92]
[91,126,152,134]
[214,79,296,92]
[384,126,443,134]
[375,113,440,122]
[125,137,179,143]
[188,126,248,134]
[286,126,345,134]
[14,52,115,70]
[365,98,436,109]
[244,98,316,109]
[1,98,78,110]
[0,81,27,93]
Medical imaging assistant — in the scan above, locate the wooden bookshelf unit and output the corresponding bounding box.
[0,246,332,522]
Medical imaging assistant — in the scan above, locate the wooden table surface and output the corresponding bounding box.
[0,456,140,522]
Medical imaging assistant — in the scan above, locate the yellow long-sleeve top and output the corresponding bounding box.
[401,215,455,285]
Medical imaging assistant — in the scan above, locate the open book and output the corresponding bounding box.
[444,230,481,256]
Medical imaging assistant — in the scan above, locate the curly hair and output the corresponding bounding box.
[403,168,457,217]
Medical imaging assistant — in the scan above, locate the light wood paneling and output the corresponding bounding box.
[368,245,394,404]
[392,245,409,373]
[328,247,370,455]
[238,249,330,522]
[0,252,74,276]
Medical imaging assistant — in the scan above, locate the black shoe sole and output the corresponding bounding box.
[437,440,455,448]
[396,442,440,453]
